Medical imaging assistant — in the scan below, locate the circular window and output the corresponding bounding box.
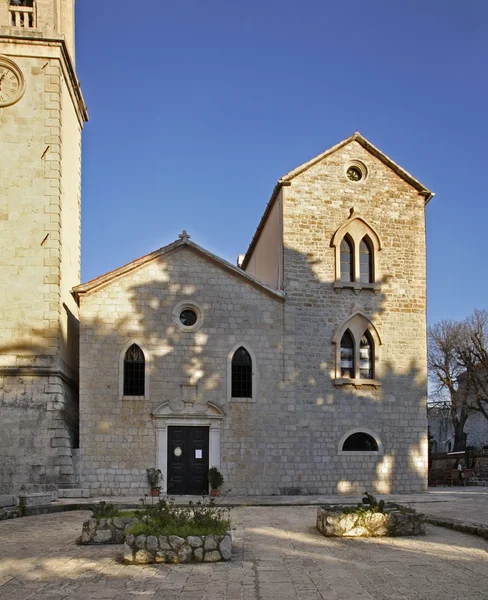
[345,160,367,182]
[180,309,197,327]
[172,301,204,332]
[346,166,362,181]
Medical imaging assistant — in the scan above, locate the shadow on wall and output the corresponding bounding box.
[76,239,427,496]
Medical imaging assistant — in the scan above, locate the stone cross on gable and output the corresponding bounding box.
[179,230,190,242]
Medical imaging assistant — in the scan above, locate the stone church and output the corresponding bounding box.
[0,0,433,497]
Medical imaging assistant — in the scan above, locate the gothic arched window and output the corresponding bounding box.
[340,236,353,282]
[359,331,373,379]
[340,330,355,378]
[359,237,373,283]
[123,344,145,396]
[231,346,252,398]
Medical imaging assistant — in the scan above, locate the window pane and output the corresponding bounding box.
[124,344,145,396]
[340,238,353,282]
[340,330,354,378]
[343,432,378,451]
[359,334,373,379]
[359,239,372,283]
[232,347,252,397]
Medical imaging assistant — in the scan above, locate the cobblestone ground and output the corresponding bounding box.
[1,507,487,600]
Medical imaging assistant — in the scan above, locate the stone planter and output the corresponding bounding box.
[317,504,425,537]
[124,532,232,564]
[80,516,141,544]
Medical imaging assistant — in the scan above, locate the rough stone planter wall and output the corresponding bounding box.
[317,504,425,537]
[80,517,141,544]
[124,532,232,564]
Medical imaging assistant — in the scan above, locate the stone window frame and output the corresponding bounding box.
[119,339,150,400]
[332,311,382,387]
[172,300,204,333]
[331,213,382,292]
[227,342,257,403]
[338,427,384,456]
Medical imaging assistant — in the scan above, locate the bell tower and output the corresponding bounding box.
[0,0,87,494]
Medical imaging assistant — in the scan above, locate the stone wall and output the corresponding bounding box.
[279,139,429,493]
[0,24,85,493]
[78,247,284,496]
[124,532,232,564]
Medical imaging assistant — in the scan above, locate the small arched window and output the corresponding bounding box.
[342,432,379,452]
[123,344,145,396]
[359,331,373,379]
[340,330,354,378]
[359,237,373,283]
[340,236,353,282]
[231,346,252,398]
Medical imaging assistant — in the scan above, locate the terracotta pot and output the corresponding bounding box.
[150,488,160,497]
[210,488,220,497]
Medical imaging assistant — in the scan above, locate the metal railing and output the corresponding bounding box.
[9,5,35,29]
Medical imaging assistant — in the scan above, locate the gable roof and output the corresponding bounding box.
[241,131,434,270]
[71,234,285,304]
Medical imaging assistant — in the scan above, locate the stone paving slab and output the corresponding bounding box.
[1,507,487,600]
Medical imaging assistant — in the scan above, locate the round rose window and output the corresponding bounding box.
[179,309,197,327]
[346,166,362,181]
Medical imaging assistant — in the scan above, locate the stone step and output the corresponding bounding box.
[58,488,91,499]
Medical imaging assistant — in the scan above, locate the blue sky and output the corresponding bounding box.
[77,0,488,325]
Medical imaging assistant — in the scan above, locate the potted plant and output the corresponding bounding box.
[146,468,163,496]
[208,466,224,497]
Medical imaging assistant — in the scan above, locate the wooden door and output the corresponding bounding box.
[167,426,209,495]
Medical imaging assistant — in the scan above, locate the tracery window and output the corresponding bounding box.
[333,312,381,385]
[331,215,382,289]
[123,344,145,396]
[231,346,252,398]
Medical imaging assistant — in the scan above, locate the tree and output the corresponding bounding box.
[457,309,488,421]
[428,320,474,451]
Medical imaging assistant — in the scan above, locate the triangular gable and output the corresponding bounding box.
[241,132,434,270]
[72,234,285,303]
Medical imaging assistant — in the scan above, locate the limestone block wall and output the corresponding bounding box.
[78,248,285,496]
[279,140,428,494]
[0,35,84,492]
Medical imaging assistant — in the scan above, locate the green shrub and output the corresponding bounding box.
[125,496,231,538]
[90,501,119,520]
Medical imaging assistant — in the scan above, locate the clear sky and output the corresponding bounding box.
[77,0,487,326]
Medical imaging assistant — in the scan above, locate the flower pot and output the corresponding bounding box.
[210,488,220,497]
[150,488,160,497]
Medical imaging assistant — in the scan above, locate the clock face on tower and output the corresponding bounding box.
[0,57,25,108]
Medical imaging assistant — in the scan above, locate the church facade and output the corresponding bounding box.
[73,134,433,496]
[0,1,433,497]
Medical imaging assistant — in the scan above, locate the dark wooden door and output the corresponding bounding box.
[167,426,209,494]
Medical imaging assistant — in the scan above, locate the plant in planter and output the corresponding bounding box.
[146,468,163,496]
[208,467,224,497]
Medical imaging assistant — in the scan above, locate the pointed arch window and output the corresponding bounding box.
[340,330,355,378]
[340,237,354,282]
[359,237,373,283]
[123,344,145,396]
[231,346,252,398]
[359,331,373,379]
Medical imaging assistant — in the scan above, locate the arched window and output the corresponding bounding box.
[359,237,373,283]
[340,236,353,282]
[359,331,373,379]
[231,346,252,398]
[342,432,379,452]
[340,330,354,378]
[123,344,145,396]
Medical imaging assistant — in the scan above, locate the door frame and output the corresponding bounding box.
[152,402,224,493]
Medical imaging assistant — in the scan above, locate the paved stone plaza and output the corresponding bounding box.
[1,503,487,600]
